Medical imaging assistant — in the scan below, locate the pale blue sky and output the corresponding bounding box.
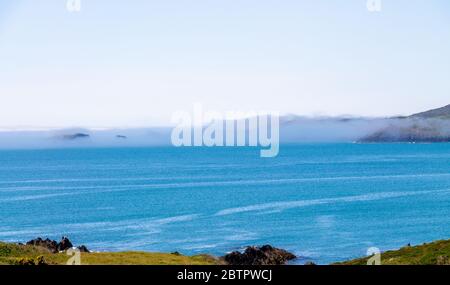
[0,0,449,128]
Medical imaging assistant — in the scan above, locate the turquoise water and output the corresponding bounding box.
[0,144,449,264]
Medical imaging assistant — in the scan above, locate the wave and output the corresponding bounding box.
[0,214,200,242]
[0,192,74,202]
[0,175,227,185]
[1,173,449,194]
[215,188,450,216]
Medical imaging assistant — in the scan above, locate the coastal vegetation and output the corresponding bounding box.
[336,239,450,265]
[0,241,220,265]
[2,237,450,265]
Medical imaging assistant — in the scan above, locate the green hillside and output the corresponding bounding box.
[0,242,221,265]
[3,238,450,265]
[336,239,450,265]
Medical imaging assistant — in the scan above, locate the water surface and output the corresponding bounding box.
[0,144,449,264]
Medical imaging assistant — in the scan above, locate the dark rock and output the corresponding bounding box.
[171,251,181,256]
[304,261,316,265]
[15,257,38,266]
[26,236,81,253]
[26,238,58,253]
[77,245,90,253]
[223,245,296,265]
[62,133,90,140]
[36,256,48,265]
[57,236,73,251]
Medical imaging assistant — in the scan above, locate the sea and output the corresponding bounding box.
[0,143,449,264]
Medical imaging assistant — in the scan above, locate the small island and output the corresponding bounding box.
[62,133,90,140]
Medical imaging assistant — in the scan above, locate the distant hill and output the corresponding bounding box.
[360,104,450,143]
[0,105,448,148]
[410,104,450,119]
[359,121,450,143]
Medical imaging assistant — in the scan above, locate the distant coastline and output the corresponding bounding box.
[0,104,448,149]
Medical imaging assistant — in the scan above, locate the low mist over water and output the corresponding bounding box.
[0,115,448,149]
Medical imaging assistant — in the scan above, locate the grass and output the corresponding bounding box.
[3,239,450,265]
[0,242,222,265]
[335,239,450,265]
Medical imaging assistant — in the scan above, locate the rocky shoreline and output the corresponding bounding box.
[224,245,297,265]
[24,237,90,254]
[11,236,297,265]
[3,236,450,265]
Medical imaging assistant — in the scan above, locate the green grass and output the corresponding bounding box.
[335,239,450,265]
[0,242,222,265]
[3,239,450,265]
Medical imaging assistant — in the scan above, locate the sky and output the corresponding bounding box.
[0,0,449,128]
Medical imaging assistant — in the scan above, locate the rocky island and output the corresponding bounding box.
[62,133,90,140]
